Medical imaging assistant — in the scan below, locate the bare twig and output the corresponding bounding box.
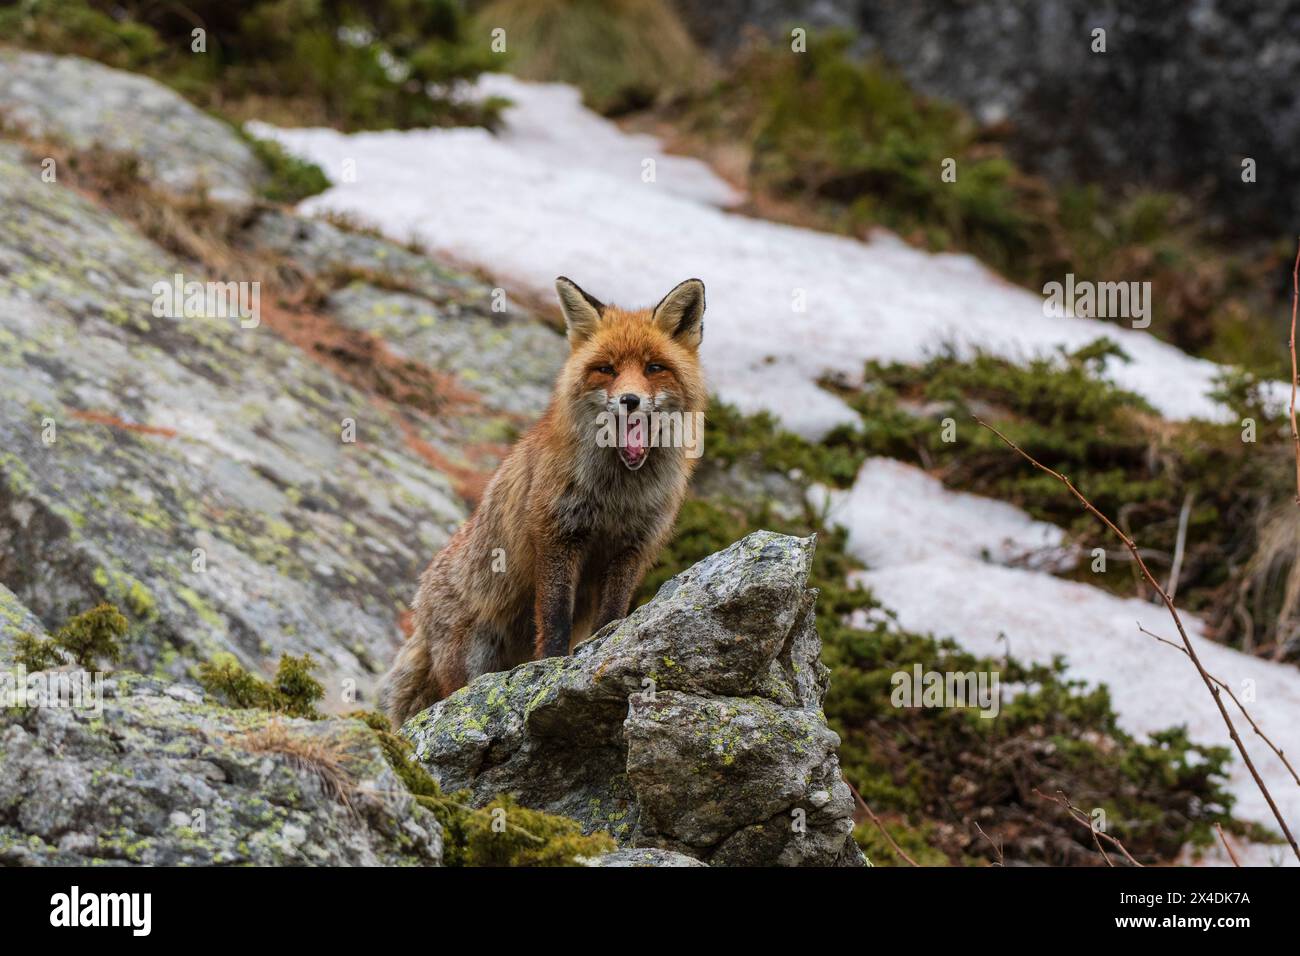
[1216,823,1242,867]
[852,791,920,866]
[977,417,1300,862]
[972,821,1004,866]
[1033,788,1142,867]
[1166,491,1193,601]
[1290,238,1300,504]
[1137,623,1300,787]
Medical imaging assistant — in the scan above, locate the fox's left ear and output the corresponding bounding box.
[652,278,705,349]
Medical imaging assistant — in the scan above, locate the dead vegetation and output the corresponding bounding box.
[233,719,361,814]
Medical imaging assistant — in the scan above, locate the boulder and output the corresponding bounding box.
[403,531,863,866]
[0,135,563,707]
[0,50,265,211]
[0,659,442,865]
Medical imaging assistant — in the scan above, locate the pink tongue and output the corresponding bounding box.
[624,418,645,458]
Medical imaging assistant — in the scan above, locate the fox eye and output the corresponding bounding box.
[596,364,615,376]
[646,363,667,374]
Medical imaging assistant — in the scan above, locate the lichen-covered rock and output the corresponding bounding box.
[588,848,708,867]
[0,51,264,210]
[0,581,46,665]
[247,210,568,419]
[0,140,449,701]
[403,531,861,866]
[0,133,564,706]
[0,671,442,865]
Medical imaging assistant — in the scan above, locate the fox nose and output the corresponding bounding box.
[619,393,640,411]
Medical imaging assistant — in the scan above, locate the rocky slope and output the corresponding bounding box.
[672,0,1300,235]
[0,49,265,211]
[0,52,566,707]
[405,531,864,867]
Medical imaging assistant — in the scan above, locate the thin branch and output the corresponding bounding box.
[972,821,1004,866]
[1166,491,1193,601]
[853,792,920,866]
[977,417,1300,862]
[1033,788,1142,867]
[1290,237,1300,505]
[1137,623,1300,787]
[1216,823,1242,867]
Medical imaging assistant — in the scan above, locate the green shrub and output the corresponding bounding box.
[820,342,1294,650]
[13,603,129,670]
[196,651,323,718]
[12,631,67,671]
[0,0,503,131]
[243,133,331,203]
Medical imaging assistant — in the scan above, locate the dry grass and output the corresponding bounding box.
[1237,503,1300,657]
[474,0,709,114]
[234,720,360,813]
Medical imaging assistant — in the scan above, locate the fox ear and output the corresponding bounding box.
[555,276,605,347]
[652,278,705,349]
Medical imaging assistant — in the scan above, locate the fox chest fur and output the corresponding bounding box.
[380,276,708,726]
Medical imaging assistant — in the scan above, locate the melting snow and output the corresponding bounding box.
[251,74,1284,438]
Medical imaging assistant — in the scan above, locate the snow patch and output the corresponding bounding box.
[252,74,1283,438]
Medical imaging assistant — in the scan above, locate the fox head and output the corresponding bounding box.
[554,276,707,472]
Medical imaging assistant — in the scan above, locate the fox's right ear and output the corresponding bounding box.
[555,277,605,347]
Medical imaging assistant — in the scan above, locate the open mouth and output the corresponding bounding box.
[618,414,649,471]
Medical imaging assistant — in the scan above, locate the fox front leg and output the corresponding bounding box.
[592,549,645,633]
[534,546,580,659]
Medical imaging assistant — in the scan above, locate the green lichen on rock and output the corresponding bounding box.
[0,671,443,866]
[404,531,863,867]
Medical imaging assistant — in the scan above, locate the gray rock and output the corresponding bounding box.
[588,848,708,867]
[0,580,47,665]
[403,531,862,866]
[247,211,568,418]
[0,669,442,865]
[0,51,264,211]
[0,136,559,707]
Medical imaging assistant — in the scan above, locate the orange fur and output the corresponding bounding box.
[381,278,708,725]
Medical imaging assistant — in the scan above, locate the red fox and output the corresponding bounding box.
[381,277,708,725]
